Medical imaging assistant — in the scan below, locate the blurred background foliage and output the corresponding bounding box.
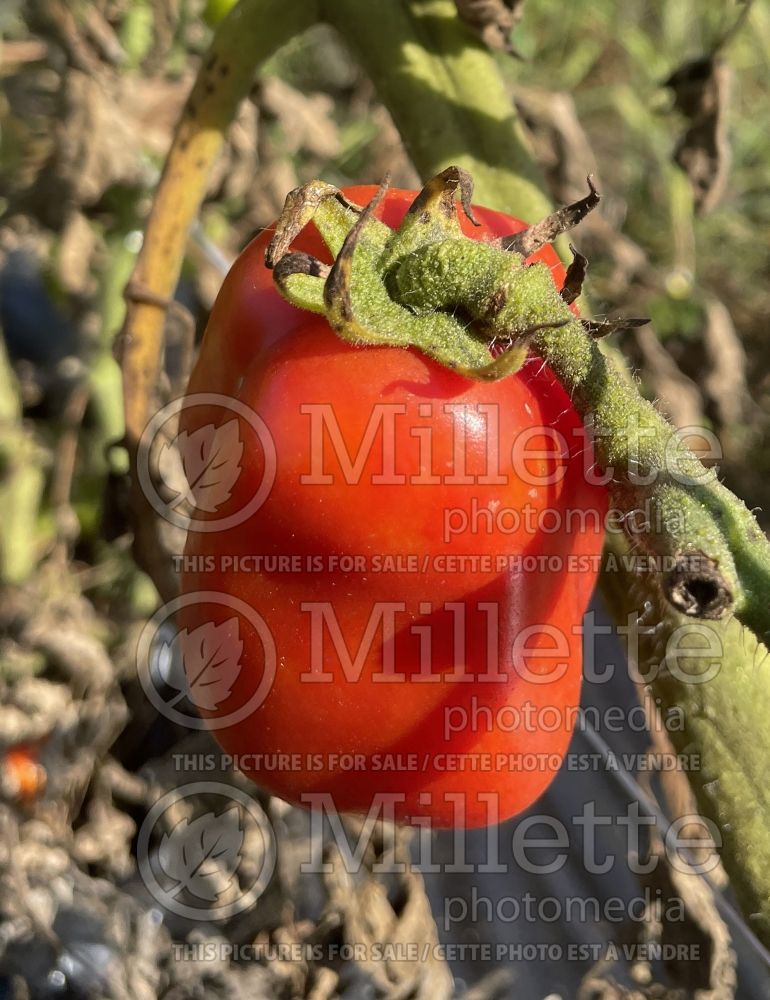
[0,1,769,997]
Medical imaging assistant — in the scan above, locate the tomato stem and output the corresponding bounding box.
[320,0,553,224]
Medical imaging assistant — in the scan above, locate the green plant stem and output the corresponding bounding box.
[321,0,551,221]
[117,0,318,449]
[603,533,770,944]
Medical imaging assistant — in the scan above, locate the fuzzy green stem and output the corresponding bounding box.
[603,533,770,943]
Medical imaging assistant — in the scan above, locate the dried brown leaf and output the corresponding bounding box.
[25,70,150,227]
[702,296,749,428]
[665,57,731,213]
[635,325,705,432]
[258,76,340,160]
[454,0,524,54]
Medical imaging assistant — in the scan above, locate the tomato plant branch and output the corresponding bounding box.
[321,0,552,222]
[602,533,770,946]
[115,0,319,451]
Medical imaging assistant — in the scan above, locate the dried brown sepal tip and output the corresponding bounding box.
[663,550,733,620]
[406,165,479,226]
[497,176,600,257]
[582,317,649,339]
[561,244,588,305]
[272,252,330,287]
[265,181,361,269]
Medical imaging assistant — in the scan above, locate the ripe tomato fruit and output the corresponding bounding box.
[177,186,607,828]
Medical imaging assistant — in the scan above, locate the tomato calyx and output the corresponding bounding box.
[264,167,623,380]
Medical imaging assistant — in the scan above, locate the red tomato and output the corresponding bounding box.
[177,186,607,828]
[2,744,46,801]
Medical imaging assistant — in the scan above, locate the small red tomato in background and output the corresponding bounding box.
[1,744,46,802]
[176,187,607,828]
